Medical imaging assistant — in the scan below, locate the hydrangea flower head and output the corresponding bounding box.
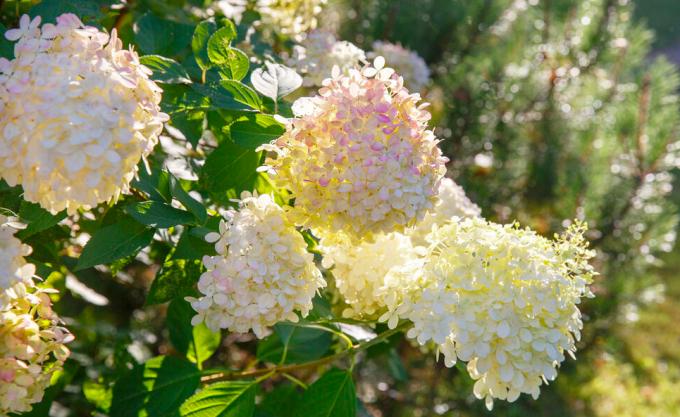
[258,0,327,39]
[1,278,72,415]
[188,192,325,338]
[409,177,482,245]
[370,41,430,92]
[381,218,595,409]
[321,232,425,319]
[0,14,168,214]
[260,57,447,241]
[0,215,35,291]
[289,30,366,87]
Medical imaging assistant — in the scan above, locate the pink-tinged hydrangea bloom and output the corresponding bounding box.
[1,277,72,415]
[408,177,482,245]
[260,57,448,241]
[289,30,366,87]
[0,215,35,291]
[369,41,430,92]
[380,219,595,410]
[0,14,168,214]
[188,193,325,338]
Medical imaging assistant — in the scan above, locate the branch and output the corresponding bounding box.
[201,322,411,384]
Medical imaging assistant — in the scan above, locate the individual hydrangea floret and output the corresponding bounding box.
[0,215,35,291]
[0,14,168,215]
[380,218,595,409]
[188,192,325,338]
[288,30,366,87]
[408,177,481,245]
[260,57,448,241]
[320,232,425,319]
[258,0,327,39]
[1,265,72,415]
[369,41,430,92]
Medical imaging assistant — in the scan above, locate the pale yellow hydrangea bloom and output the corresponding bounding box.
[260,57,447,242]
[188,193,325,338]
[369,41,430,92]
[289,30,366,87]
[0,14,167,214]
[408,177,481,245]
[0,215,35,291]
[258,0,327,39]
[380,218,595,409]
[320,232,425,320]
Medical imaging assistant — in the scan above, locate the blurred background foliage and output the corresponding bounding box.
[1,0,680,416]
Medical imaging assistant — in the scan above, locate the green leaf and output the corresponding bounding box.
[175,228,216,260]
[16,201,66,239]
[220,81,262,110]
[169,110,205,148]
[126,201,195,228]
[29,0,104,23]
[294,369,356,417]
[84,380,113,412]
[167,298,221,366]
[133,167,172,202]
[134,13,193,56]
[193,19,219,71]
[76,217,154,270]
[201,141,261,192]
[230,114,285,149]
[257,323,332,364]
[251,62,302,101]
[180,381,257,417]
[110,356,201,417]
[147,258,203,305]
[170,176,208,225]
[207,24,238,65]
[192,83,257,112]
[0,23,13,59]
[257,384,302,417]
[140,55,192,84]
[216,48,250,81]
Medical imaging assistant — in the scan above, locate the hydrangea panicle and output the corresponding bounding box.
[0,14,168,214]
[258,0,327,39]
[0,215,35,291]
[260,57,448,241]
[289,30,366,87]
[369,41,430,92]
[380,218,595,409]
[188,192,325,338]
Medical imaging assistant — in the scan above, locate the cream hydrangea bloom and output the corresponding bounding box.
[188,193,325,338]
[320,232,425,319]
[408,177,481,245]
[260,57,447,241]
[369,41,430,92]
[380,218,595,409]
[258,0,327,39]
[0,14,168,215]
[1,281,72,416]
[0,215,35,291]
[288,30,366,87]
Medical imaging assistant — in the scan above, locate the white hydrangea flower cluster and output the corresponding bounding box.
[409,177,482,245]
[258,0,327,39]
[320,232,425,319]
[260,57,448,241]
[0,215,35,291]
[0,14,168,215]
[0,216,72,416]
[369,41,430,92]
[188,193,325,338]
[321,177,480,319]
[289,30,366,87]
[380,218,595,409]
